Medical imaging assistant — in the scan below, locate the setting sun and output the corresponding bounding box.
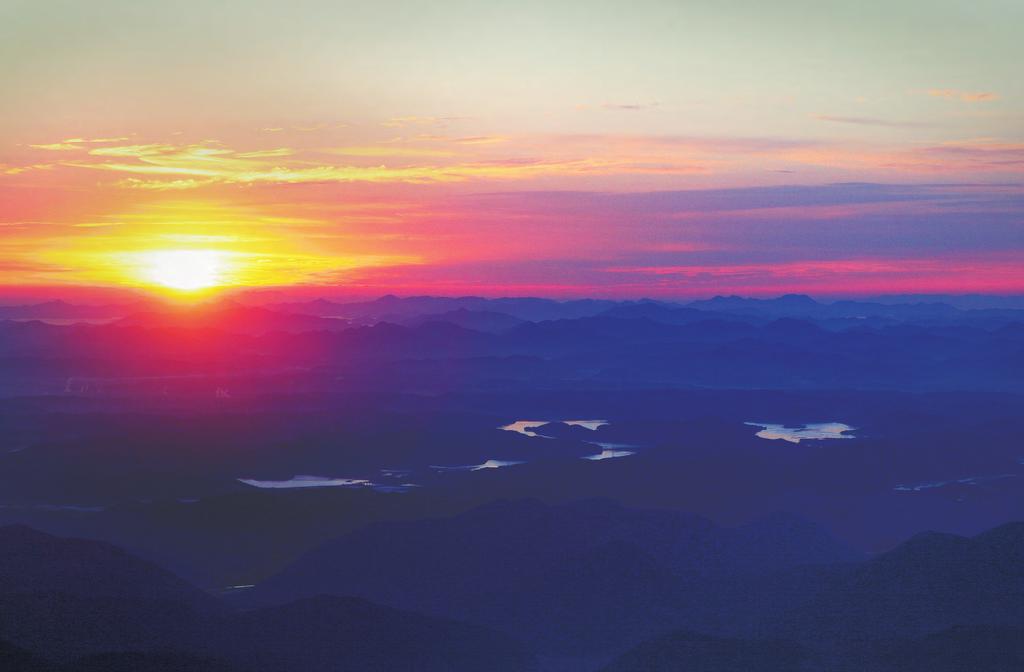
[137,250,230,291]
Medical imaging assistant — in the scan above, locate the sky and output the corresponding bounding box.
[1,0,1022,301]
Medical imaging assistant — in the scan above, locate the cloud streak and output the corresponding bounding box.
[599,102,660,111]
[927,89,999,102]
[814,115,927,128]
[4,119,1023,298]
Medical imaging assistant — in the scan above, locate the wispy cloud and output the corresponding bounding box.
[814,114,927,128]
[382,116,470,128]
[65,143,700,188]
[927,89,999,102]
[599,102,660,111]
[321,146,457,158]
[2,163,54,175]
[28,143,82,151]
[13,127,1024,197]
[452,136,507,145]
[328,249,1024,297]
[602,253,1024,293]
[113,178,215,190]
[23,134,712,189]
[236,148,295,158]
[29,137,131,151]
[881,139,1024,173]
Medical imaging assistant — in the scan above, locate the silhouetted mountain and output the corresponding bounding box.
[0,300,147,321]
[688,294,820,317]
[396,308,525,332]
[495,539,691,654]
[862,294,1024,310]
[0,525,223,661]
[64,651,243,672]
[761,316,826,338]
[501,316,683,352]
[566,623,1024,672]
[877,626,1024,672]
[6,293,1020,335]
[1,293,1023,670]
[597,302,733,326]
[2,293,1021,392]
[778,522,1024,641]
[252,499,857,654]
[0,527,534,672]
[224,596,533,672]
[731,512,864,571]
[685,293,1024,327]
[266,294,617,323]
[600,631,804,672]
[0,639,54,672]
[263,297,350,317]
[0,525,219,611]
[116,303,349,335]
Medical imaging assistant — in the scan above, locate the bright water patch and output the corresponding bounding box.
[221,584,255,595]
[499,420,548,436]
[499,419,609,436]
[472,459,525,470]
[894,473,1017,492]
[583,446,636,461]
[564,419,610,431]
[745,422,855,443]
[372,484,421,493]
[432,459,526,472]
[238,475,373,489]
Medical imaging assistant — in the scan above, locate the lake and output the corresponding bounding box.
[745,421,855,443]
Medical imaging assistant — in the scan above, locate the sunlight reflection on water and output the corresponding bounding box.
[745,421,855,443]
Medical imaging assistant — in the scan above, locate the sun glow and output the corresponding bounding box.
[136,249,230,291]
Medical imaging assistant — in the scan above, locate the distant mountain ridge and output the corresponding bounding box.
[5,293,1023,327]
[114,302,351,335]
[0,300,151,321]
[264,294,620,322]
[2,299,1021,393]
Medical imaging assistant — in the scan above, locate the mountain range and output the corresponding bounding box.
[3,506,1022,671]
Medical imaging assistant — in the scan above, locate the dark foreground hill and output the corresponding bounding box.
[600,631,804,672]
[0,526,534,672]
[600,626,1024,672]
[2,514,1023,671]
[253,503,1024,663]
[600,522,1024,670]
[775,521,1024,641]
[251,499,859,654]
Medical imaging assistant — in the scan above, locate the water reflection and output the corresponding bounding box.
[582,446,636,461]
[238,475,373,489]
[894,473,1016,492]
[431,459,526,472]
[499,419,609,437]
[745,422,855,443]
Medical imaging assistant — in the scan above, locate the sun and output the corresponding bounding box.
[136,250,229,292]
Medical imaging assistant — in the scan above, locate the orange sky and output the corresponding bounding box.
[2,1,1022,300]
